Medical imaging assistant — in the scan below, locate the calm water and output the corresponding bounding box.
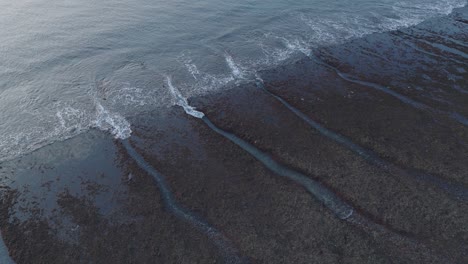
[0,0,466,162]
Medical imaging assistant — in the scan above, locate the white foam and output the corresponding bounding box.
[107,86,150,107]
[1,0,465,163]
[177,55,257,100]
[95,75,170,115]
[299,0,467,48]
[393,0,466,17]
[259,42,295,65]
[185,61,201,80]
[263,34,312,58]
[0,93,134,162]
[225,54,246,79]
[283,38,312,57]
[166,76,205,119]
[93,101,132,139]
[0,102,93,163]
[178,56,235,97]
[55,105,88,130]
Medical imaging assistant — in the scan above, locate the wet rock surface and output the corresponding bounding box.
[0,6,467,264]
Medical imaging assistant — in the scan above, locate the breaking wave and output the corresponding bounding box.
[0,93,132,163]
[166,76,205,119]
[0,0,465,163]
[93,101,132,139]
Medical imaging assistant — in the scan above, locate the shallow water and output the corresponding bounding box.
[0,0,466,161]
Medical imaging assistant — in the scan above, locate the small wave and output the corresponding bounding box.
[0,97,132,162]
[93,101,132,139]
[393,0,467,17]
[282,38,311,57]
[178,54,255,100]
[55,105,89,130]
[166,76,205,118]
[95,66,171,115]
[225,54,246,79]
[179,56,234,92]
[107,86,151,107]
[297,0,467,49]
[0,104,92,163]
[185,61,201,80]
[258,42,295,65]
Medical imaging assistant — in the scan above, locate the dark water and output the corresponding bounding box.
[0,0,466,162]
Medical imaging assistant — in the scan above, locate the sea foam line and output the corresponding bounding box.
[225,54,246,79]
[93,101,132,139]
[166,77,205,118]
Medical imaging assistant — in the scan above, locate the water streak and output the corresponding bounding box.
[166,77,205,118]
[93,101,132,139]
[0,232,14,264]
[201,116,354,220]
[254,78,386,167]
[414,28,468,49]
[395,34,466,65]
[225,54,246,79]
[254,78,468,201]
[167,81,353,219]
[398,31,468,60]
[312,54,468,127]
[168,79,454,262]
[122,140,245,264]
[451,112,468,126]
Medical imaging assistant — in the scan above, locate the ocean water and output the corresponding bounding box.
[0,0,466,162]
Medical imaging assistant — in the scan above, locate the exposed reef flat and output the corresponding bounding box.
[1,5,467,264]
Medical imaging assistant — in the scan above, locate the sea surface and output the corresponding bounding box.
[0,0,466,161]
[0,0,466,162]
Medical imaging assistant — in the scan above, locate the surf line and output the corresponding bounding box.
[311,53,468,128]
[166,78,450,263]
[166,76,353,220]
[122,140,246,264]
[253,76,468,201]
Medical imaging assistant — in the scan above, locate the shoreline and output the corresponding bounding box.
[1,5,467,263]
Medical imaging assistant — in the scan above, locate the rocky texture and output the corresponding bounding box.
[0,5,467,264]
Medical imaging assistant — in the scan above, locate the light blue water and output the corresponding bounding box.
[0,0,466,162]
